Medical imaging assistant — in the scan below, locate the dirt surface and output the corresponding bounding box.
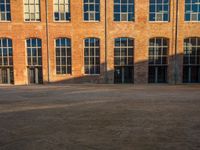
[0,84,200,150]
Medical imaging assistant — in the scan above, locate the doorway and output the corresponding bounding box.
[149,66,167,83]
[28,67,43,84]
[114,66,133,84]
[0,67,14,84]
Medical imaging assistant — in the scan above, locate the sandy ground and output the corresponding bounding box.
[0,84,200,150]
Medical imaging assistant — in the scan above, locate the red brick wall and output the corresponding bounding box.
[0,0,199,85]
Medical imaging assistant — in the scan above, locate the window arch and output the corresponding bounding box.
[26,38,42,66]
[55,38,72,74]
[183,37,200,83]
[0,38,14,84]
[148,37,169,83]
[114,37,134,66]
[84,38,100,74]
[114,37,134,84]
[26,38,43,84]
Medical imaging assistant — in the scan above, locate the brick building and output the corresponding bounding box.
[0,0,200,85]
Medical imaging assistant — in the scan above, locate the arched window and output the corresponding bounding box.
[114,37,134,66]
[26,38,43,84]
[0,0,11,21]
[26,38,42,66]
[149,37,168,83]
[55,38,72,74]
[149,0,170,22]
[183,37,200,83]
[0,38,14,84]
[84,38,100,74]
[114,37,134,83]
[54,0,70,21]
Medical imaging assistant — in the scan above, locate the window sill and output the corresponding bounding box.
[56,74,72,77]
[0,21,11,23]
[185,21,200,23]
[53,20,71,23]
[83,21,100,23]
[113,21,135,23]
[24,21,41,23]
[149,21,170,23]
[84,74,100,76]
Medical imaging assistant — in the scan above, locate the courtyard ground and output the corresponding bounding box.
[0,84,200,150]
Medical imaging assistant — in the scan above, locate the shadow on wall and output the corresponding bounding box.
[45,53,200,84]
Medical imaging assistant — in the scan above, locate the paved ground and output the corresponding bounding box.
[0,84,200,150]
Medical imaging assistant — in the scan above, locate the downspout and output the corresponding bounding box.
[45,0,50,83]
[104,0,108,83]
[174,0,179,84]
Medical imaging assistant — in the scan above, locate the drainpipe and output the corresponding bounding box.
[105,0,108,83]
[174,0,179,84]
[45,0,50,83]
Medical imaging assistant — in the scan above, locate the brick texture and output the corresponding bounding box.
[0,0,199,85]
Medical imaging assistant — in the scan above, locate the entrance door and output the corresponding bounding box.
[114,66,133,84]
[1,68,8,84]
[149,66,167,83]
[28,67,43,84]
[0,68,13,84]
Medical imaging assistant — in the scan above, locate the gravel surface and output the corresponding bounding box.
[0,84,200,150]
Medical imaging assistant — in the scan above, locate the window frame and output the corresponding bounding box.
[0,38,13,67]
[55,38,72,75]
[0,0,11,22]
[183,37,200,66]
[148,37,169,66]
[53,0,71,22]
[84,37,101,75]
[149,0,170,22]
[113,0,135,22]
[114,37,134,66]
[185,0,200,22]
[26,38,42,67]
[23,0,41,22]
[83,0,100,22]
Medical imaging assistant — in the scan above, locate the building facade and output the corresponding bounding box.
[0,0,200,85]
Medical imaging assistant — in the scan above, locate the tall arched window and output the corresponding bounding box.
[26,38,43,84]
[84,38,100,74]
[0,38,14,84]
[183,37,200,83]
[114,37,134,83]
[149,37,168,83]
[55,38,72,74]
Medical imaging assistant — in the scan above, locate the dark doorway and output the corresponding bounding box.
[183,66,200,83]
[114,66,133,84]
[114,37,134,84]
[149,66,167,83]
[28,67,43,84]
[0,67,14,84]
